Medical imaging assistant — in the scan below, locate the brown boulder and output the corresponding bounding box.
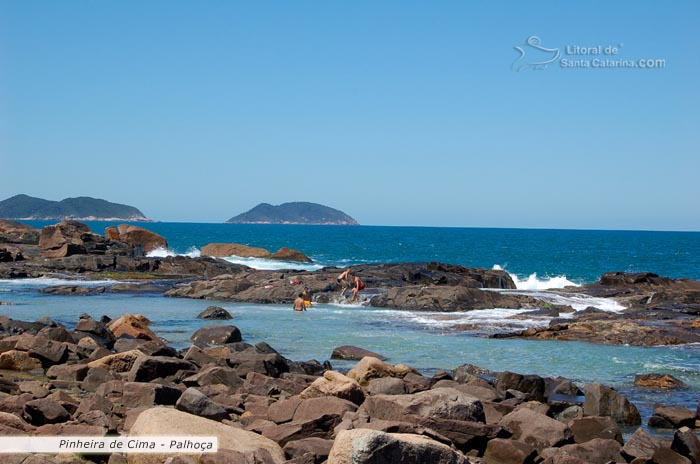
[648,406,697,429]
[328,429,470,464]
[583,383,641,425]
[191,325,242,345]
[331,345,386,361]
[498,408,573,452]
[622,427,660,461]
[39,220,104,258]
[201,243,271,258]
[569,416,622,444]
[87,349,145,373]
[483,438,536,464]
[635,373,687,389]
[108,313,158,341]
[672,426,700,464]
[299,371,365,405]
[128,407,286,464]
[0,350,42,370]
[23,398,71,425]
[0,220,40,244]
[269,247,312,263]
[115,224,167,253]
[346,356,417,386]
[539,438,625,464]
[358,387,485,423]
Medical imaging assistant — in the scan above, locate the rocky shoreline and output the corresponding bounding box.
[2,220,700,347]
[0,313,698,464]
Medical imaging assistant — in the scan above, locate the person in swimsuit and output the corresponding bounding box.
[350,275,365,302]
[337,268,352,297]
[293,293,307,311]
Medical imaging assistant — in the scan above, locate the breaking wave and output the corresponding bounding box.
[146,246,201,258]
[493,264,579,290]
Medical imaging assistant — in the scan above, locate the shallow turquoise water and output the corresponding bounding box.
[1,288,698,424]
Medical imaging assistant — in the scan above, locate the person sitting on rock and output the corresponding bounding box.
[293,293,307,311]
[350,275,365,302]
[337,268,352,297]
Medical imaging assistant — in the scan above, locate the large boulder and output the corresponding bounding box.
[0,350,42,370]
[175,387,229,421]
[346,356,417,386]
[39,220,105,258]
[299,371,365,405]
[328,429,470,464]
[498,408,573,452]
[583,383,641,425]
[191,325,242,345]
[0,220,40,244]
[128,407,285,464]
[539,438,625,464]
[648,406,697,429]
[331,345,385,361]
[569,416,622,444]
[357,387,485,423]
[115,224,167,254]
[201,243,271,258]
[108,313,158,341]
[23,398,71,426]
[126,355,196,382]
[672,426,700,464]
[87,349,145,373]
[496,372,545,402]
[622,427,661,461]
[483,438,536,464]
[635,373,687,389]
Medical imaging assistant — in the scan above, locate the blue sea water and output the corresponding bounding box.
[4,222,700,428]
[22,221,700,283]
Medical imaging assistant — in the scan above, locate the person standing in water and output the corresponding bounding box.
[350,275,365,302]
[337,268,352,298]
[293,293,307,311]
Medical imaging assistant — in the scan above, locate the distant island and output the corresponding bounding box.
[226,202,358,225]
[0,194,150,221]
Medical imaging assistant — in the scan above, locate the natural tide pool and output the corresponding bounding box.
[2,282,698,429]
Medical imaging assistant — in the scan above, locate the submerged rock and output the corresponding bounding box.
[196,306,233,320]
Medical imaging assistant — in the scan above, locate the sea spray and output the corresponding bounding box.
[492,264,579,290]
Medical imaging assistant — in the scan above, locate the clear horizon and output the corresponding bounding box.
[1,2,698,230]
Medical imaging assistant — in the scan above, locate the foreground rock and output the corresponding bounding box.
[328,429,471,464]
[129,407,286,464]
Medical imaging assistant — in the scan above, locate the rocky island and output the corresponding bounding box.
[0,194,150,222]
[226,202,358,225]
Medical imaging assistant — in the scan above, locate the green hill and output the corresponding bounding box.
[0,194,150,221]
[226,202,358,225]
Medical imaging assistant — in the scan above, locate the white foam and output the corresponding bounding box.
[389,308,550,331]
[222,256,323,271]
[493,264,579,290]
[0,277,116,288]
[146,246,201,258]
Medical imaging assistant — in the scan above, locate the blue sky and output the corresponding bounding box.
[1,1,698,229]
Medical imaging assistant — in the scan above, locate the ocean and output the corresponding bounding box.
[3,222,700,431]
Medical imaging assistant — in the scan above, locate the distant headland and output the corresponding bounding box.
[226,202,358,225]
[0,194,150,222]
